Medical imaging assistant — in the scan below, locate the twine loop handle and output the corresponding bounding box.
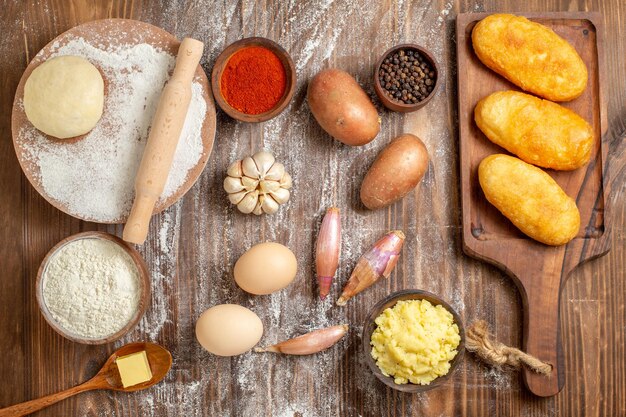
[466,320,552,376]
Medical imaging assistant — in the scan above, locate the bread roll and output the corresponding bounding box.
[478,154,580,246]
[472,14,587,101]
[475,91,593,170]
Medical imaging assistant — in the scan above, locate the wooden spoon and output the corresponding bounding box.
[0,342,172,417]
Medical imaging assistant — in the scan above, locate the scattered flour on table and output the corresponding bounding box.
[483,366,514,390]
[42,238,140,339]
[18,37,207,222]
[137,207,181,341]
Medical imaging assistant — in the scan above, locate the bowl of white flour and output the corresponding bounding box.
[36,232,150,344]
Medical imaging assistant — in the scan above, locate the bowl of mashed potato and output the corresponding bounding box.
[362,289,464,392]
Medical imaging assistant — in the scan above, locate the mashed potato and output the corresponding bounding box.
[370,299,460,385]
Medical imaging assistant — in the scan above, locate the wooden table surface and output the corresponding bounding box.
[0,1,624,416]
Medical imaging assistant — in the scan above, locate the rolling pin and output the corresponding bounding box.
[123,37,204,244]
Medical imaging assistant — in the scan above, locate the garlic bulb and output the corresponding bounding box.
[224,151,292,215]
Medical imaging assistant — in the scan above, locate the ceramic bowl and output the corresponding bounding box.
[36,231,150,345]
[362,289,465,393]
[211,37,296,122]
[374,44,440,112]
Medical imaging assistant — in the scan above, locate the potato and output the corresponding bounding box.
[307,69,380,146]
[475,91,593,170]
[360,134,428,210]
[478,154,580,246]
[472,14,587,101]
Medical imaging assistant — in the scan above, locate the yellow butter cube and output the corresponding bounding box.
[115,350,152,388]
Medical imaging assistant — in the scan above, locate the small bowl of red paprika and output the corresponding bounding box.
[212,37,296,123]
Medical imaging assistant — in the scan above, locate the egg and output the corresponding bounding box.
[234,242,298,295]
[195,304,263,356]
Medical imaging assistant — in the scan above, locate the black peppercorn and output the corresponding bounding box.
[378,47,436,105]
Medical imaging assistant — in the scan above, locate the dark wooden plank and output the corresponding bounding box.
[0,0,27,410]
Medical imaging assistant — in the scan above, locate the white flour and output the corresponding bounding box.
[42,238,141,339]
[19,37,207,222]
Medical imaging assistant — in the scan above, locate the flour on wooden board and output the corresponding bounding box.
[90,1,516,416]
[19,37,207,222]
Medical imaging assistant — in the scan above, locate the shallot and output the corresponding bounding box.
[337,230,405,306]
[315,207,341,300]
[254,324,349,355]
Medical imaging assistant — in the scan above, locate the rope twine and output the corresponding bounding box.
[465,320,552,376]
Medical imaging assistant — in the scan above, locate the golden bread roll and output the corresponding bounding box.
[472,14,587,101]
[478,154,580,246]
[475,91,593,170]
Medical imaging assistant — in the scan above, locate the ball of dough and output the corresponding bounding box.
[24,56,104,139]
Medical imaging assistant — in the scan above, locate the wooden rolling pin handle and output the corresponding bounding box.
[0,379,98,417]
[123,193,159,245]
[173,38,204,81]
[122,38,204,245]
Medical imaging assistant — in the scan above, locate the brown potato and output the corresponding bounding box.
[478,154,580,246]
[307,69,380,146]
[475,91,594,170]
[360,134,429,210]
[472,14,587,101]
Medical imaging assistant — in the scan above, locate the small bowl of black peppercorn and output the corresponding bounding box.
[374,44,439,112]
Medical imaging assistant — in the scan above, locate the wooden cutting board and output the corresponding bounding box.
[456,12,611,397]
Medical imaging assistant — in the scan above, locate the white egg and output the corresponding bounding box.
[195,304,263,356]
[234,242,298,295]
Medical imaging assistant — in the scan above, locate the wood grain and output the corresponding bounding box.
[457,12,609,397]
[0,1,624,416]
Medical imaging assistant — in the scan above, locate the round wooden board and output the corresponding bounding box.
[11,19,217,224]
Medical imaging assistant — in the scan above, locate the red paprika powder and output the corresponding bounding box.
[220,46,287,115]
